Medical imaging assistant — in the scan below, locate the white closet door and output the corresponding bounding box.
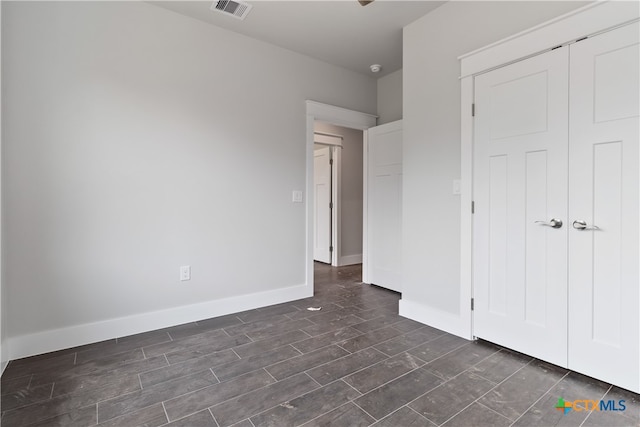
[568,22,640,392]
[366,120,402,292]
[314,147,332,264]
[473,48,569,367]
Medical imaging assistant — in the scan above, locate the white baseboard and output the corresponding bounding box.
[339,254,362,266]
[7,284,312,360]
[399,298,473,340]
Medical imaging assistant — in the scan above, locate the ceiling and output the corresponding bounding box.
[150,1,445,77]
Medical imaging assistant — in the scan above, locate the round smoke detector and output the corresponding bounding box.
[370,64,382,73]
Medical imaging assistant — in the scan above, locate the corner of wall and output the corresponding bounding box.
[377,69,403,125]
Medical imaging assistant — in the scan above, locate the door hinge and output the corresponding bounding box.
[329,246,333,252]
[471,201,475,214]
[329,202,333,209]
[329,158,333,165]
[471,298,475,311]
[471,103,475,117]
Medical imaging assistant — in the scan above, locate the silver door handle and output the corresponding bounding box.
[572,220,599,230]
[535,218,563,229]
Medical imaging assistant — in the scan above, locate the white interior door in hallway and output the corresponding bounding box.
[473,21,639,391]
[314,146,332,264]
[366,120,403,292]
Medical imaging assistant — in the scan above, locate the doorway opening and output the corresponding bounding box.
[313,123,364,269]
[304,101,377,293]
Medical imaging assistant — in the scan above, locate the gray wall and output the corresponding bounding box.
[402,2,588,318]
[377,69,403,124]
[314,122,363,263]
[2,1,376,356]
[0,1,5,373]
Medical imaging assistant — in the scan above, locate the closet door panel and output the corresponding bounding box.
[473,47,569,367]
[568,22,640,392]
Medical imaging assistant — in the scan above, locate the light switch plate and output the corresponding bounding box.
[453,180,461,195]
[292,190,303,203]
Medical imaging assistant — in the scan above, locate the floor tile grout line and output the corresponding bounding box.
[208,379,324,427]
[292,346,387,384]
[138,373,144,390]
[234,335,311,358]
[297,402,356,427]
[406,404,437,425]
[170,368,317,423]
[230,348,242,361]
[579,384,613,427]
[431,358,536,427]
[419,346,504,386]
[341,324,439,357]
[161,401,170,425]
[263,367,278,383]
[341,378,364,397]
[508,371,570,426]
[209,368,221,384]
[305,372,323,388]
[336,343,352,354]
[477,400,518,422]
[208,407,222,427]
[99,376,221,426]
[336,352,427,395]
[368,372,443,422]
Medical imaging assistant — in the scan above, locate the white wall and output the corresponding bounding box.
[0,0,6,375]
[314,122,363,265]
[377,69,402,124]
[2,1,376,358]
[401,1,588,334]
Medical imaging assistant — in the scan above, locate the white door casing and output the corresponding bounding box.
[567,22,640,392]
[473,47,569,367]
[366,120,403,292]
[314,147,332,264]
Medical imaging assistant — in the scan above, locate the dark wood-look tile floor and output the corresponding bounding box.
[1,263,638,426]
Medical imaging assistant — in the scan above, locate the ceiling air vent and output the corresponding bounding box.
[211,0,253,20]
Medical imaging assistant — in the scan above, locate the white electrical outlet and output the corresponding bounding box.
[180,265,191,281]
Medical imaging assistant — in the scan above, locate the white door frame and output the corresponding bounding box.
[458,2,639,340]
[314,132,343,267]
[305,101,377,290]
